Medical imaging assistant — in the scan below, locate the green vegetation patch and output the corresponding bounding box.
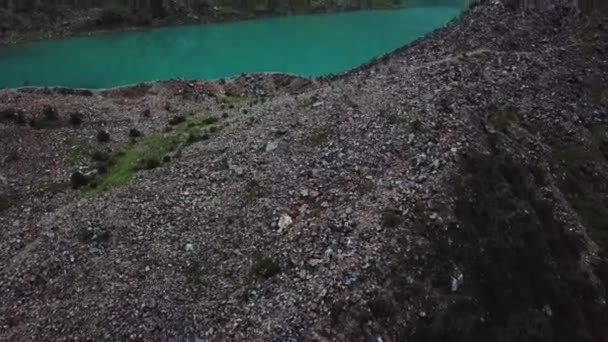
[84,114,219,196]
[250,254,281,280]
[488,106,517,132]
[381,208,403,228]
[306,128,332,146]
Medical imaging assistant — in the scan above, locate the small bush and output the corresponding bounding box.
[381,208,403,228]
[186,261,206,286]
[250,254,281,279]
[128,128,142,138]
[69,112,83,126]
[201,116,219,125]
[97,8,125,26]
[307,128,332,146]
[168,115,186,126]
[244,179,265,202]
[70,171,90,189]
[42,106,58,121]
[141,156,161,170]
[96,130,110,143]
[209,126,218,133]
[410,118,423,131]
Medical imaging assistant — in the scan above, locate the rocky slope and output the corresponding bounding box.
[1,0,608,341]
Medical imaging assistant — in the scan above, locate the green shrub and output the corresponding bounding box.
[250,254,281,279]
[69,112,83,126]
[381,208,403,228]
[129,128,142,138]
[96,130,110,143]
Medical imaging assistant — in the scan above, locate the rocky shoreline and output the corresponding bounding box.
[1,0,608,341]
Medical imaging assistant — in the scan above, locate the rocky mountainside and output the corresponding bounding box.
[1,0,608,341]
[0,0,417,44]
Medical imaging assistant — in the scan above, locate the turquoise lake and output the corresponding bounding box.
[0,6,460,89]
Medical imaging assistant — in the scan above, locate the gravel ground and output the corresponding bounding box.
[1,1,608,341]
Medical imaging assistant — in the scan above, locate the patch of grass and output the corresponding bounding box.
[410,118,423,132]
[307,128,332,146]
[250,254,281,280]
[244,179,265,203]
[141,156,161,170]
[86,133,179,195]
[202,116,219,125]
[186,261,207,286]
[488,106,517,132]
[0,193,17,212]
[84,114,220,196]
[381,208,403,228]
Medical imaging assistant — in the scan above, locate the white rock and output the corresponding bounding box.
[266,140,279,152]
[278,214,293,231]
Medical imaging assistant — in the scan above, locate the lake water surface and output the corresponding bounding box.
[0,6,460,88]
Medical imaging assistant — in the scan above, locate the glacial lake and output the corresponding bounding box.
[0,6,460,88]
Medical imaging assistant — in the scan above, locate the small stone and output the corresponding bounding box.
[185,243,194,251]
[543,304,553,317]
[310,190,320,198]
[266,140,279,152]
[407,133,415,144]
[429,212,438,220]
[345,207,353,215]
[233,167,244,176]
[419,311,426,318]
[320,201,329,208]
[300,189,309,197]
